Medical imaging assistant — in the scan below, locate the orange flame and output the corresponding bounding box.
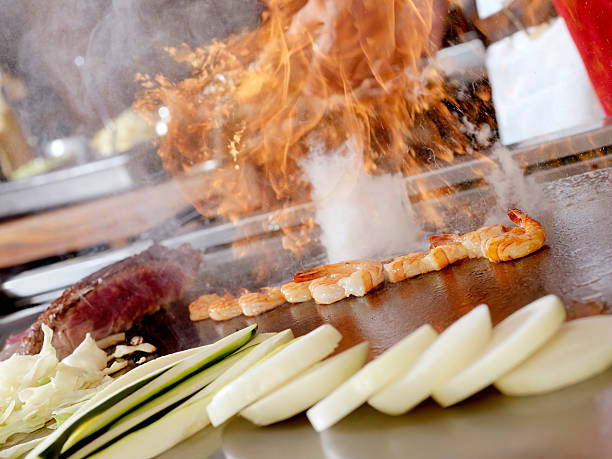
[135,0,496,235]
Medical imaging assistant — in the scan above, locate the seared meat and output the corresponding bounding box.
[3,244,201,359]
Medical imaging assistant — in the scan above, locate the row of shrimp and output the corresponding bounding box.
[189,209,546,322]
[188,259,385,321]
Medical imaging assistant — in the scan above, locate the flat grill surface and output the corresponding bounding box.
[137,167,612,458]
[143,168,612,356]
[0,166,607,457]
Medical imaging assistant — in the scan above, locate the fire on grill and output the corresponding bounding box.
[134,0,497,224]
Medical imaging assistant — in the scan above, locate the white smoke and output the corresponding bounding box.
[302,138,423,263]
[483,142,545,225]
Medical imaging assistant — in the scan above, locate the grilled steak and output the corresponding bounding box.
[2,244,201,359]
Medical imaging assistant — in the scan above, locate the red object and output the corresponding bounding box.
[553,0,612,115]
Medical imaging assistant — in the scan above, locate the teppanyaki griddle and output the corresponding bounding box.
[0,167,608,458]
[143,167,612,355]
[136,167,612,458]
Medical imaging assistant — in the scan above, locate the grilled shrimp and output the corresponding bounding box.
[309,274,347,304]
[239,286,286,316]
[197,209,546,316]
[294,260,384,304]
[385,209,545,282]
[431,225,508,259]
[430,209,545,262]
[481,208,546,262]
[338,262,385,296]
[208,294,243,321]
[383,246,466,283]
[281,281,313,303]
[188,293,222,321]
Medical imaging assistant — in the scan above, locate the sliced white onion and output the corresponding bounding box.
[207,324,342,427]
[369,304,492,415]
[307,324,437,432]
[495,315,612,396]
[433,295,566,407]
[241,342,369,426]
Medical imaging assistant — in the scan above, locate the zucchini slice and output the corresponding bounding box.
[70,349,249,459]
[84,331,294,459]
[87,392,216,459]
[27,325,256,459]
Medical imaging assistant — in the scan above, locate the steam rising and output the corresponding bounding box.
[305,137,549,263]
[303,138,423,263]
[484,143,545,225]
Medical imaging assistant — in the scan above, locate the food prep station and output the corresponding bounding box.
[0,1,611,457]
[0,121,610,457]
[159,146,612,459]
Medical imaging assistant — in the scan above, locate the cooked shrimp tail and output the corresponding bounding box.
[294,261,356,282]
[507,208,542,231]
[482,209,546,262]
[293,266,328,283]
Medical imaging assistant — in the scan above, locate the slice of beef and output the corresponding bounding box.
[2,244,201,359]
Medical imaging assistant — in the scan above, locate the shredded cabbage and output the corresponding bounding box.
[0,326,111,445]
